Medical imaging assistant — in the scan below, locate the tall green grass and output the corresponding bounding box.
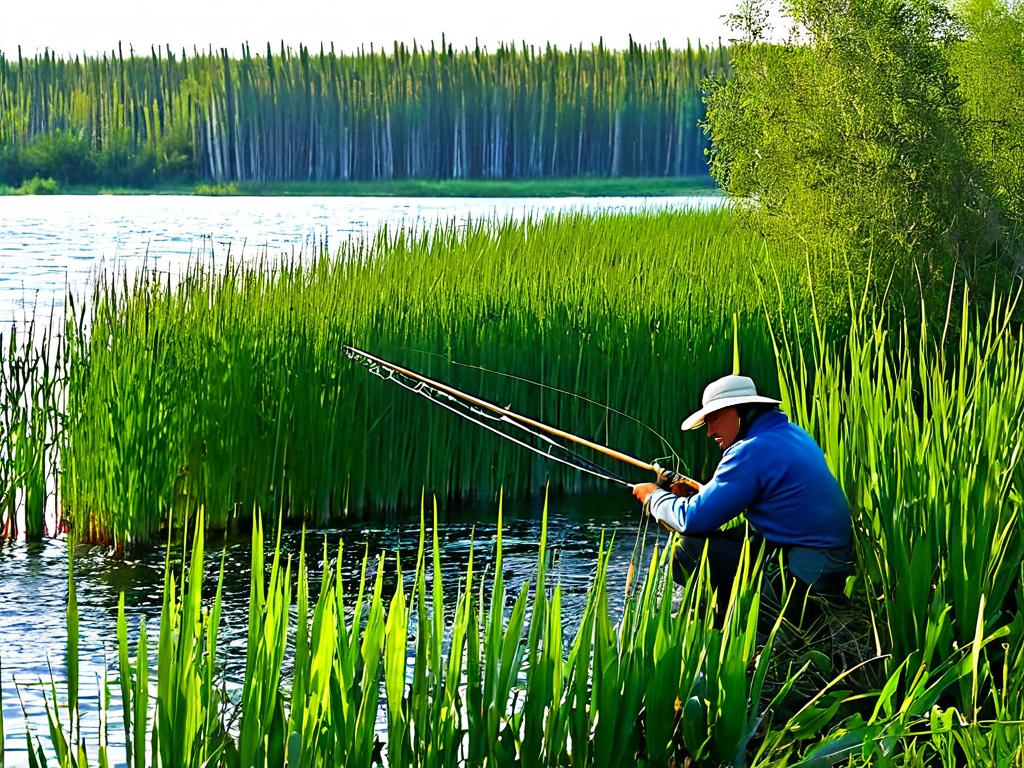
[5,495,1016,766]
[0,501,794,766]
[7,264,1024,762]
[773,293,1024,681]
[61,209,802,550]
[0,315,62,539]
[0,41,727,185]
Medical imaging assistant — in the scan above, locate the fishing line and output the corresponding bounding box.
[353,345,674,625]
[366,362,633,486]
[410,347,685,470]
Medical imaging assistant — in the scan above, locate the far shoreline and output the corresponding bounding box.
[0,176,721,199]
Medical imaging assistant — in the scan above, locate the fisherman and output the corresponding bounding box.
[631,374,854,612]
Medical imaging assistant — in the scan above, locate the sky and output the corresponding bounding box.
[0,0,753,58]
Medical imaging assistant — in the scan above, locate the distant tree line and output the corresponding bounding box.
[0,40,728,186]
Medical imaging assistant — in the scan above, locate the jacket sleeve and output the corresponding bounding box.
[647,447,759,535]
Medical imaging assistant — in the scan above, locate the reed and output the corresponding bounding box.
[771,288,1024,717]
[0,314,62,540]
[3,499,801,766]
[7,493,1016,766]
[10,292,1024,762]
[0,41,728,186]
[60,208,804,551]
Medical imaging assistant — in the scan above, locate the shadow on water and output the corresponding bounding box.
[0,490,666,765]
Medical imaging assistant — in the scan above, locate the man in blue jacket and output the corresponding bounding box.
[631,374,854,608]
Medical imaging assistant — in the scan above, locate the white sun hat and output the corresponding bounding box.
[680,375,782,431]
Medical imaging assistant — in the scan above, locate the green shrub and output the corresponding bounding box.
[14,132,98,184]
[704,0,1017,307]
[949,0,1024,241]
[193,181,239,195]
[14,176,61,195]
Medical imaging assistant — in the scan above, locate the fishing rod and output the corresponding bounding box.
[343,345,701,493]
[408,347,682,466]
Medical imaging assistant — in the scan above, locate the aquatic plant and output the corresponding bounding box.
[2,499,794,766]
[60,208,800,550]
[0,313,62,540]
[9,286,1024,763]
[768,287,1024,740]
[6,493,1016,766]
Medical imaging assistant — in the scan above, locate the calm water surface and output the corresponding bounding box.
[0,194,724,324]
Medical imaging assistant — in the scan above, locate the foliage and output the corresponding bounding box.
[773,289,1024,688]
[0,318,61,540]
[949,0,1024,257]
[4,493,1018,766]
[58,209,801,551]
[704,0,1020,305]
[193,181,239,195]
[12,176,61,195]
[3,501,808,767]
[0,132,96,185]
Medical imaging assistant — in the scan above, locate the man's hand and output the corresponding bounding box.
[632,483,659,505]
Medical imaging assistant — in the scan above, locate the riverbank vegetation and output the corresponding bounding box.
[9,288,1024,763]
[3,202,1023,760]
[705,0,1024,304]
[0,175,718,197]
[0,41,725,188]
[57,209,792,550]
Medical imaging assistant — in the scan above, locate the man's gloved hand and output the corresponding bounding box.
[632,483,659,505]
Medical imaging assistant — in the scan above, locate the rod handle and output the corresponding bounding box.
[653,465,702,495]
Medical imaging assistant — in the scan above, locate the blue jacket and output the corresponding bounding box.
[647,410,851,549]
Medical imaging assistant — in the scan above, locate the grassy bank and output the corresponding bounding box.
[3,207,1024,763]
[10,397,1024,767]
[0,175,719,197]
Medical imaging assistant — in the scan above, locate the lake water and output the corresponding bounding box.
[0,194,724,324]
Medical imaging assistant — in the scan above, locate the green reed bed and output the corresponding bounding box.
[6,497,1017,767]
[765,292,1024,762]
[7,266,1024,762]
[61,209,803,550]
[0,503,799,767]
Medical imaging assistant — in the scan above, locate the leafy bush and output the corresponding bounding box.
[14,176,61,195]
[704,0,1019,306]
[193,181,239,195]
[96,141,157,187]
[13,132,98,185]
[155,125,197,181]
[949,0,1024,262]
